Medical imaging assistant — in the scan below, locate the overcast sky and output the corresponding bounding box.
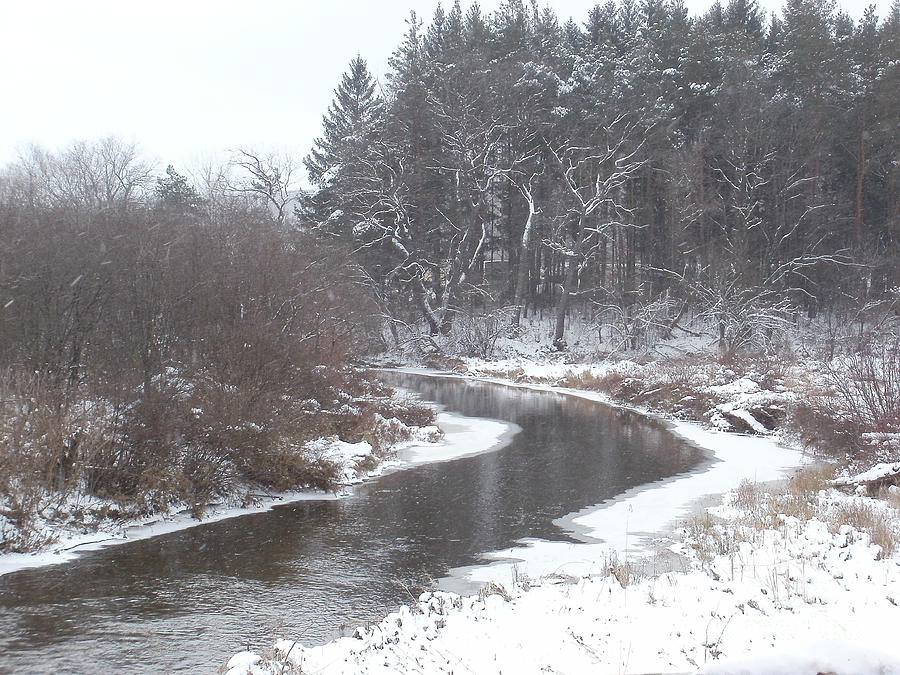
[0,0,885,175]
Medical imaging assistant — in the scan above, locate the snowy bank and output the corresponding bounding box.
[229,476,900,674]
[0,406,515,579]
[395,368,805,586]
[226,368,900,674]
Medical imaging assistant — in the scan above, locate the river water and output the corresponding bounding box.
[0,373,701,674]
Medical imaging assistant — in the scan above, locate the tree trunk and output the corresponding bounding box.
[512,199,537,325]
[553,252,579,350]
[553,217,584,350]
[855,130,865,247]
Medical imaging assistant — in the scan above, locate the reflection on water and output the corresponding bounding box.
[0,374,701,674]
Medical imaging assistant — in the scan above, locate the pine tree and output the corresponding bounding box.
[304,55,383,237]
[155,165,203,214]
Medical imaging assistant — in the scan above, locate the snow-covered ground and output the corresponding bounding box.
[0,407,514,579]
[226,365,900,675]
[396,368,804,586]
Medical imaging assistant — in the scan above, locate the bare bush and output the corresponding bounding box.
[732,479,762,511]
[450,307,518,359]
[478,581,512,602]
[789,339,900,463]
[604,552,640,588]
[0,142,411,549]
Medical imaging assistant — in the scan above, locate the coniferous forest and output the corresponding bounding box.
[306,0,898,353]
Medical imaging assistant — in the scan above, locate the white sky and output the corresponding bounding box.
[0,0,885,174]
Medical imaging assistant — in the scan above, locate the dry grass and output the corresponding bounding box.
[478,581,512,602]
[684,512,738,563]
[766,492,814,522]
[878,486,900,511]
[558,370,624,392]
[681,463,899,567]
[604,552,641,588]
[732,479,762,511]
[730,468,831,532]
[558,365,725,423]
[786,464,836,497]
[829,501,898,558]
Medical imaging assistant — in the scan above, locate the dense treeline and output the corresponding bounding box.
[0,140,414,548]
[305,0,899,353]
[0,0,897,548]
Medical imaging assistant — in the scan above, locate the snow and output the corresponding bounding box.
[707,377,760,396]
[839,461,900,485]
[0,404,515,579]
[700,642,900,675]
[225,651,263,675]
[226,365,900,674]
[237,510,900,673]
[393,370,806,588]
[398,411,517,465]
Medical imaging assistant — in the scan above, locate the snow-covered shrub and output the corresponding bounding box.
[828,501,897,558]
[790,339,900,464]
[0,370,120,552]
[450,308,518,359]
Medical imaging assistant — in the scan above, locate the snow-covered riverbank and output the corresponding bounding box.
[226,367,900,674]
[0,406,515,579]
[394,368,806,587]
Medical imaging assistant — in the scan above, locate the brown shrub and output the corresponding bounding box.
[239,445,339,492]
[0,370,121,550]
[789,340,900,463]
[1,365,418,550]
[788,400,868,459]
[732,479,762,511]
[786,465,836,498]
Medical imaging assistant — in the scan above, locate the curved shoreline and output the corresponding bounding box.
[225,368,871,675]
[391,367,806,587]
[0,406,516,579]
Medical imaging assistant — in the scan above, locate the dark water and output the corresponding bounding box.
[0,374,701,674]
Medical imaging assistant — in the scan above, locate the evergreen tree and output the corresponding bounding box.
[299,0,898,346]
[155,165,203,214]
[304,55,383,237]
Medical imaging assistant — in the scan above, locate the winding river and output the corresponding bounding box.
[0,373,702,674]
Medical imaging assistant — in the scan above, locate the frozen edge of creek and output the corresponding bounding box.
[229,370,872,675]
[391,367,806,588]
[0,398,519,579]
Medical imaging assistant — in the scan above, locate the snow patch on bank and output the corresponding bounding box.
[0,489,341,578]
[227,367,900,674]
[392,370,806,586]
[458,416,803,586]
[232,502,900,674]
[0,405,515,579]
[399,411,516,465]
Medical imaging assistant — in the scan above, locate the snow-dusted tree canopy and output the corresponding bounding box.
[303,0,899,348]
[304,55,385,238]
